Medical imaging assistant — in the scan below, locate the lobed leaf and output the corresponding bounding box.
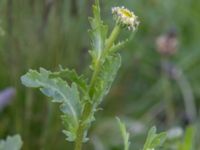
[143,126,166,150]
[92,53,121,105]
[49,66,88,94]
[117,118,130,150]
[110,32,135,53]
[21,68,82,141]
[89,0,108,70]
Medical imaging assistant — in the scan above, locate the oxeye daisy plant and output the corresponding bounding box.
[20,1,166,150]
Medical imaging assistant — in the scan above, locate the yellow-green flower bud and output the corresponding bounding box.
[112,6,139,31]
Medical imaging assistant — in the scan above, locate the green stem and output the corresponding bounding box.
[74,124,84,150]
[105,25,121,51]
[74,102,93,150]
[74,24,121,150]
[89,24,121,95]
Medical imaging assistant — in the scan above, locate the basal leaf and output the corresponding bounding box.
[117,118,130,150]
[0,135,22,150]
[150,132,167,148]
[178,125,195,150]
[143,127,166,150]
[21,68,82,141]
[143,126,157,150]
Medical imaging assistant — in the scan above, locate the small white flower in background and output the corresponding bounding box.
[167,127,183,140]
[112,6,139,31]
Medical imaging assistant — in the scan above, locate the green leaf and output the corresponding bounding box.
[93,53,121,104]
[150,132,166,148]
[110,40,129,53]
[178,125,195,150]
[110,32,135,53]
[89,0,108,70]
[143,126,166,150]
[21,68,82,141]
[0,135,22,150]
[143,127,156,150]
[50,66,88,94]
[117,118,130,150]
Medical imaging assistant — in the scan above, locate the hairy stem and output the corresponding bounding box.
[74,25,121,150]
[105,25,121,51]
[74,102,92,150]
[89,24,121,96]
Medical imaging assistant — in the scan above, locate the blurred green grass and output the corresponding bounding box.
[0,0,200,149]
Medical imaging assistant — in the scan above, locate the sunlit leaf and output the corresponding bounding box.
[143,127,166,150]
[117,117,130,150]
[178,125,195,150]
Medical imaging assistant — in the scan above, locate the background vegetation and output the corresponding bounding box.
[0,0,200,149]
